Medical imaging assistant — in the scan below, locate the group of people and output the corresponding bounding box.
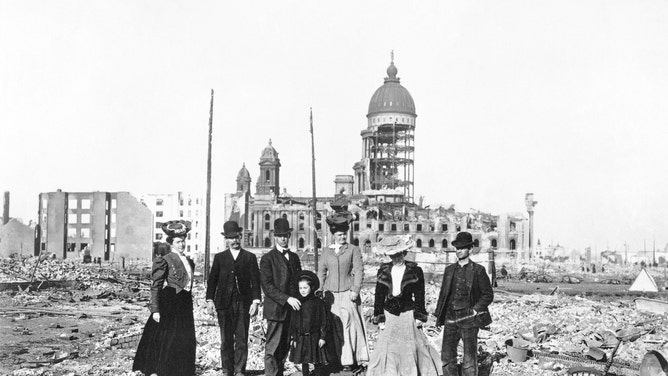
[132,213,494,376]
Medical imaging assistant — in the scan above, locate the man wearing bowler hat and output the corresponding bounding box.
[206,221,261,376]
[260,218,303,376]
[435,231,494,376]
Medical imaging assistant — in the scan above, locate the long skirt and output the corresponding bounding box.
[328,290,369,366]
[367,310,442,376]
[133,287,196,376]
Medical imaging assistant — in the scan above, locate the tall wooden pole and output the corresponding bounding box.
[204,89,214,282]
[310,108,318,271]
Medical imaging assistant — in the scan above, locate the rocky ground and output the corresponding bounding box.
[1,256,667,376]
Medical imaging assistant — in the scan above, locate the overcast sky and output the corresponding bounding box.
[2,0,667,252]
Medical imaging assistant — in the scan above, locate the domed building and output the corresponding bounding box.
[354,53,416,204]
[221,56,531,265]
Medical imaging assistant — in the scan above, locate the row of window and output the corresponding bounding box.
[371,116,414,125]
[67,198,117,210]
[67,227,117,239]
[67,213,116,224]
[155,210,199,218]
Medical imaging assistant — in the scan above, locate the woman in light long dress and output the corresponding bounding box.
[317,212,369,372]
[367,236,442,376]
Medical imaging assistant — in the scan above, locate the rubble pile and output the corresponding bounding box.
[0,256,144,288]
[2,255,667,375]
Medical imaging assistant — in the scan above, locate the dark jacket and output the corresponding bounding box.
[373,261,428,322]
[288,295,330,342]
[149,252,195,313]
[205,248,261,310]
[260,247,302,321]
[434,260,494,327]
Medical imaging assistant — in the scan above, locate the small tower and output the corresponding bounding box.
[255,139,281,196]
[236,163,252,193]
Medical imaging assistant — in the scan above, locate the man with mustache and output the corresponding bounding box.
[206,221,261,376]
[435,232,494,376]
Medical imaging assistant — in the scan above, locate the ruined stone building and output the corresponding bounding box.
[223,57,531,256]
[0,219,34,257]
[37,190,152,260]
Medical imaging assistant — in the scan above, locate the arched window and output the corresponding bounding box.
[510,239,516,250]
[416,239,422,248]
[491,239,497,248]
[429,239,435,248]
[264,237,271,247]
[473,239,479,247]
[265,170,270,182]
[299,238,305,249]
[282,213,287,220]
[299,212,305,231]
[264,213,271,230]
[442,239,448,248]
[316,238,322,248]
[353,238,359,246]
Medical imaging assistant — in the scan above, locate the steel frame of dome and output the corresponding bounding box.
[364,119,415,202]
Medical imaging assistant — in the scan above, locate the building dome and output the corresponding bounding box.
[260,139,279,160]
[237,163,251,179]
[367,58,416,117]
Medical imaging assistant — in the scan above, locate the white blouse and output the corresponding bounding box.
[390,263,406,296]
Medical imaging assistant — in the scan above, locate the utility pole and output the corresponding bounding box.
[204,89,214,282]
[309,108,319,271]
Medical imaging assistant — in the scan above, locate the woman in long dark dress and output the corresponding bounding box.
[133,220,196,376]
[289,270,330,376]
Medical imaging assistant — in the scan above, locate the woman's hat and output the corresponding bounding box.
[273,218,293,236]
[374,235,416,256]
[221,221,243,237]
[452,231,475,249]
[326,212,354,233]
[161,220,191,237]
[296,270,320,291]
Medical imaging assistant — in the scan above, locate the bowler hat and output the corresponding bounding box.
[162,220,191,238]
[326,212,354,234]
[296,270,320,291]
[273,218,293,236]
[452,232,474,249]
[221,221,243,238]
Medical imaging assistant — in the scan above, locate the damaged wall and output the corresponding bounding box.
[0,219,34,257]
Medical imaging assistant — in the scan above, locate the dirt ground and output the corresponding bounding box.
[2,257,668,376]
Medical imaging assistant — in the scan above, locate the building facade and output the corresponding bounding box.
[139,192,205,256]
[37,190,152,260]
[222,57,530,255]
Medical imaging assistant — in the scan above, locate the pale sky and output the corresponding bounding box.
[2,0,667,253]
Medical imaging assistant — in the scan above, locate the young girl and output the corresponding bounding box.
[289,270,330,376]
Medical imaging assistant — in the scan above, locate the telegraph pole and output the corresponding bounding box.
[310,108,319,271]
[204,89,214,282]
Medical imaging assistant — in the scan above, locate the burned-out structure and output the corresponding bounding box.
[36,190,152,260]
[223,57,532,258]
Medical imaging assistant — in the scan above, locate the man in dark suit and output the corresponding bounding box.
[260,218,302,376]
[435,232,494,376]
[206,221,261,376]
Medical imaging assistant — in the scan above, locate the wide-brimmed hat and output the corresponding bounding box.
[161,220,191,238]
[221,221,243,238]
[326,212,354,234]
[273,218,293,236]
[374,235,416,256]
[452,231,475,249]
[296,270,320,291]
